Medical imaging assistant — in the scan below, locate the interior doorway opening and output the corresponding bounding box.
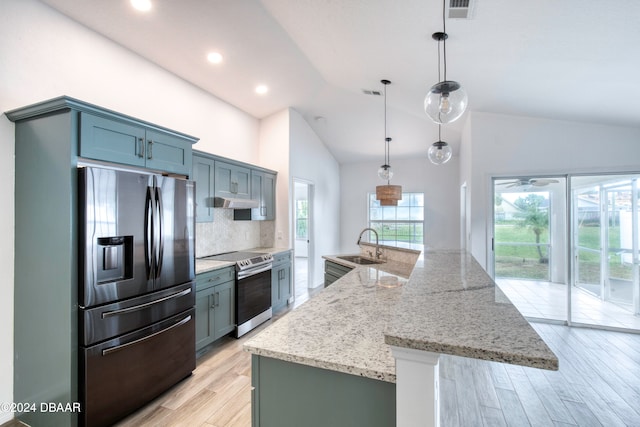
[293,179,314,306]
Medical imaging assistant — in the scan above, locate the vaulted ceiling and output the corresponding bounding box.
[39,0,640,164]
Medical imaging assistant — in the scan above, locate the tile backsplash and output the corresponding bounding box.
[196,208,275,257]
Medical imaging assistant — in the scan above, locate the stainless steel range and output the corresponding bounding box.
[201,251,273,337]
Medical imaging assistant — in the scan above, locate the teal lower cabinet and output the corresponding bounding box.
[195,267,236,353]
[271,251,292,311]
[324,260,354,287]
[251,355,396,427]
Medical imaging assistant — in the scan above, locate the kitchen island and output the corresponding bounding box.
[244,250,558,427]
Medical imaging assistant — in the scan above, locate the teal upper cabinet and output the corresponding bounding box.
[80,112,193,175]
[251,170,276,220]
[215,160,250,199]
[79,113,146,168]
[145,129,192,174]
[191,148,277,221]
[192,153,215,222]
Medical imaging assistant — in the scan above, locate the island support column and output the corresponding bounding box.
[391,346,441,427]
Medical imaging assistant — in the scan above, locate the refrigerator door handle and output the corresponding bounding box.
[155,186,164,279]
[144,186,154,280]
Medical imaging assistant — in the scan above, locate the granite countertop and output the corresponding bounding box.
[244,250,558,384]
[244,256,413,383]
[195,247,292,275]
[384,251,558,371]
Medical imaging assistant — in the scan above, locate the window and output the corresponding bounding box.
[295,199,308,239]
[367,192,424,250]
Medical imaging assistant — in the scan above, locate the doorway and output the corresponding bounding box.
[571,174,640,322]
[492,176,568,322]
[293,180,314,305]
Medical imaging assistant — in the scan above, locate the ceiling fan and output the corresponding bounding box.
[497,178,559,189]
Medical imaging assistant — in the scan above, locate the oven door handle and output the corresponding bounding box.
[101,314,191,356]
[237,263,272,279]
[101,288,192,319]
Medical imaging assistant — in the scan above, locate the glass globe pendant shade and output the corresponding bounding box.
[424,81,468,124]
[428,141,452,165]
[378,164,393,181]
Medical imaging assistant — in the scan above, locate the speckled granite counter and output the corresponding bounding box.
[385,251,558,370]
[244,254,413,382]
[195,246,291,275]
[244,249,558,385]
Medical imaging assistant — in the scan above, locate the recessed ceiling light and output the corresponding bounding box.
[255,85,269,95]
[130,0,152,12]
[207,52,223,64]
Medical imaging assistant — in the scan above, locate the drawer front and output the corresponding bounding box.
[81,282,194,346]
[272,251,292,266]
[325,260,353,277]
[196,266,235,291]
[81,308,195,427]
[324,273,341,287]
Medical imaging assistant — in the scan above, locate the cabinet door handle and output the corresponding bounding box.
[214,292,220,307]
[137,138,145,158]
[208,276,221,283]
[147,140,153,160]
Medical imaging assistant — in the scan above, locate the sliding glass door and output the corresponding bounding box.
[571,175,640,328]
[493,177,567,321]
[492,173,640,331]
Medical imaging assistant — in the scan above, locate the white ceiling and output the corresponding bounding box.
[38,0,640,164]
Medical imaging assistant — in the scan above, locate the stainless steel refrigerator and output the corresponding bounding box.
[78,166,195,427]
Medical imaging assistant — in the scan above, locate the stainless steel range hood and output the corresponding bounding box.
[213,197,259,209]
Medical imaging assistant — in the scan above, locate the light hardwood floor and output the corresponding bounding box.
[114,310,640,427]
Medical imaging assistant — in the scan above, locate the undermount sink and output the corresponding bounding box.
[336,255,383,265]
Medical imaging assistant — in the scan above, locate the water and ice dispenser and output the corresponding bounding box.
[96,236,133,283]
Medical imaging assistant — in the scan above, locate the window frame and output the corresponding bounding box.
[366,192,425,250]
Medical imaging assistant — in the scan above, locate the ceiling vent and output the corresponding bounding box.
[449,0,475,19]
[362,89,383,96]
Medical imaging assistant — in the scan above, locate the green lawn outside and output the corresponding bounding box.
[494,222,632,281]
[370,223,423,244]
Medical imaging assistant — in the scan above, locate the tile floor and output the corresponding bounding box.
[497,278,640,331]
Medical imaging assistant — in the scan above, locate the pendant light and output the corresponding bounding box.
[428,124,452,165]
[376,79,402,206]
[424,0,467,124]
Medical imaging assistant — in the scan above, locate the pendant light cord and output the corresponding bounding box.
[442,0,447,82]
[384,81,390,184]
[384,82,388,167]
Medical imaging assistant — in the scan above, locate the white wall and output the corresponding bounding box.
[290,109,341,287]
[258,109,291,249]
[463,112,640,271]
[340,157,461,253]
[0,0,260,417]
